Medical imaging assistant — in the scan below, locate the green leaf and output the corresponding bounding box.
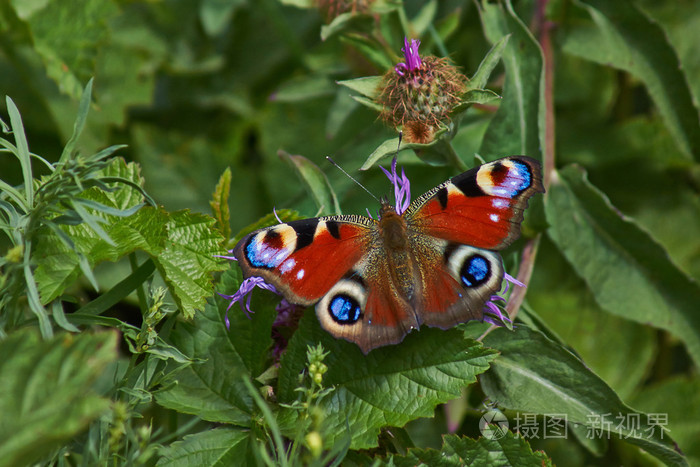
[279,151,341,215]
[6,97,33,208]
[360,128,449,170]
[156,427,250,467]
[277,315,497,450]
[478,0,544,160]
[469,34,510,90]
[155,210,226,318]
[563,0,700,160]
[320,12,374,41]
[630,377,700,464]
[272,75,336,102]
[545,165,700,367]
[481,326,687,467]
[410,0,437,37]
[155,269,275,426]
[210,167,232,241]
[0,329,117,467]
[336,76,383,100]
[59,78,93,165]
[383,432,552,467]
[12,0,119,99]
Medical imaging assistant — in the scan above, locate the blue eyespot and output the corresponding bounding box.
[329,294,362,324]
[461,255,490,288]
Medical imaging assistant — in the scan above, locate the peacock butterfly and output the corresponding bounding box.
[233,156,544,353]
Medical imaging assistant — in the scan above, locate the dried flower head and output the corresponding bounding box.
[316,0,373,22]
[378,37,468,143]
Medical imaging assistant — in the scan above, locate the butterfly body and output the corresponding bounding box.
[234,156,544,353]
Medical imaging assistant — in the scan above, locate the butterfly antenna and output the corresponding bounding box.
[326,157,380,203]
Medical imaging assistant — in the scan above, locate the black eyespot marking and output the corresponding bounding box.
[453,173,486,197]
[460,254,491,288]
[437,186,449,209]
[291,220,318,250]
[328,294,362,324]
[326,220,341,239]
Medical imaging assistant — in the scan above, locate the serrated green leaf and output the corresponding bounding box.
[155,269,275,425]
[156,427,250,467]
[0,330,117,467]
[210,167,232,241]
[384,432,552,467]
[34,180,169,304]
[481,326,687,467]
[277,315,497,450]
[545,165,700,367]
[337,76,384,100]
[478,0,544,160]
[279,151,341,215]
[155,210,226,318]
[564,0,700,160]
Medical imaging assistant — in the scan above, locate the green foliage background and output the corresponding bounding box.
[1,0,699,465]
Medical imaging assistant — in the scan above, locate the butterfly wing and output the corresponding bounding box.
[405,156,544,250]
[233,216,374,305]
[402,156,544,330]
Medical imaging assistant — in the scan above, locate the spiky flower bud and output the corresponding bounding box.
[378,38,468,144]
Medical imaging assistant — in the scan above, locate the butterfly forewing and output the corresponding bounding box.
[405,156,544,250]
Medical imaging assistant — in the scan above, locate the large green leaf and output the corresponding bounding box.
[0,330,117,467]
[563,0,700,160]
[277,316,497,450]
[380,432,552,467]
[156,427,250,467]
[478,0,544,161]
[481,326,687,467]
[630,377,700,465]
[545,165,700,367]
[155,269,275,426]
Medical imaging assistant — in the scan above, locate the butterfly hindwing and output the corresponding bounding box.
[405,156,544,250]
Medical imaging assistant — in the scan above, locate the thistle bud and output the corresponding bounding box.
[378,38,467,144]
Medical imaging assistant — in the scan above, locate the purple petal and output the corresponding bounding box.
[381,155,412,215]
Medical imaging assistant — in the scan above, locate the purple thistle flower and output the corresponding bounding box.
[482,273,524,327]
[395,38,422,76]
[219,276,280,328]
[380,155,411,215]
